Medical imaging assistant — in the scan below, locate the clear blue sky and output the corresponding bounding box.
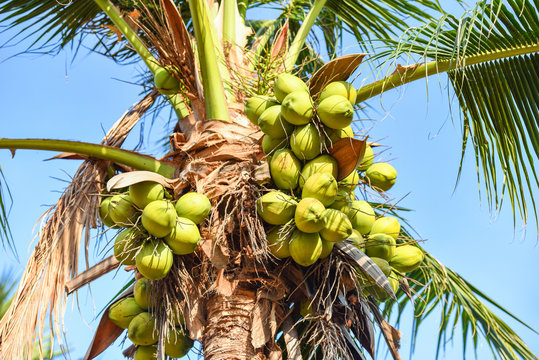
[0,2,538,359]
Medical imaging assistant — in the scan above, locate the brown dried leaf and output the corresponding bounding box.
[380,320,402,360]
[215,269,238,296]
[185,293,206,341]
[106,170,176,192]
[308,54,366,98]
[251,298,273,349]
[329,137,366,180]
[253,162,271,184]
[45,152,89,161]
[65,256,120,295]
[282,316,301,360]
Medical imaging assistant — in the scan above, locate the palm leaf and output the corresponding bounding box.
[364,0,539,225]
[0,166,15,254]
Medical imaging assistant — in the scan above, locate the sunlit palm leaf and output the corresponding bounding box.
[373,0,539,225]
[0,166,14,254]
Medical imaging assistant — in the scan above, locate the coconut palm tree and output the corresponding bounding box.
[0,0,537,359]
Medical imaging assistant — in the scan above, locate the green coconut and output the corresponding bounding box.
[262,135,287,155]
[165,327,194,358]
[154,66,180,96]
[357,144,374,171]
[266,226,291,259]
[288,230,322,267]
[108,194,138,226]
[348,200,376,236]
[320,209,353,243]
[340,170,359,191]
[136,240,174,280]
[390,245,424,273]
[348,229,364,250]
[326,125,354,145]
[256,191,297,225]
[365,162,397,191]
[129,181,165,209]
[273,73,309,103]
[329,189,353,213]
[365,233,396,261]
[370,216,400,240]
[317,95,354,129]
[299,298,314,318]
[108,297,144,329]
[290,123,321,161]
[319,81,357,104]
[134,345,157,360]
[356,256,391,287]
[258,105,294,138]
[174,192,211,224]
[281,91,314,125]
[164,217,201,255]
[299,154,339,188]
[244,95,279,125]
[113,228,142,265]
[270,149,302,190]
[295,198,326,233]
[301,172,338,206]
[134,278,152,310]
[319,239,335,259]
[168,310,185,327]
[128,312,159,346]
[99,196,117,228]
[141,200,177,238]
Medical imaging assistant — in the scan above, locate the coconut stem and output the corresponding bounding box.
[0,139,176,178]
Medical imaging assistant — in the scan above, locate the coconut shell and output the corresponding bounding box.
[256,191,297,225]
[128,312,159,346]
[320,209,353,243]
[270,149,302,190]
[273,73,309,103]
[288,230,322,267]
[365,162,397,191]
[281,91,314,125]
[390,245,424,273]
[317,95,354,129]
[295,198,326,233]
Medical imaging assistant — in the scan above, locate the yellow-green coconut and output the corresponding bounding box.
[129,181,165,209]
[299,154,339,188]
[365,162,397,191]
[165,327,194,358]
[128,312,159,346]
[258,105,294,138]
[141,200,176,238]
[135,240,174,280]
[164,217,201,255]
[266,226,292,259]
[288,230,322,267]
[319,81,357,104]
[317,95,354,129]
[290,123,321,161]
[281,91,314,125]
[270,149,302,190]
[301,172,338,206]
[256,191,297,225]
[174,192,211,224]
[113,227,142,265]
[108,297,144,329]
[320,209,353,243]
[244,95,279,125]
[295,198,326,233]
[389,245,424,273]
[348,200,376,236]
[273,73,309,103]
[108,194,138,227]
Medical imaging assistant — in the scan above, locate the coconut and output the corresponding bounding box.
[357,257,391,287]
[326,125,354,146]
[288,230,322,267]
[365,162,397,191]
[295,198,325,233]
[258,105,294,138]
[174,192,211,224]
[273,73,309,103]
[390,245,424,273]
[319,81,357,104]
[154,66,180,96]
[99,196,117,228]
[244,95,279,125]
[317,95,354,129]
[262,135,287,155]
[266,226,291,259]
[141,200,176,238]
[299,154,338,188]
[370,216,400,240]
[165,327,194,358]
[129,181,165,209]
[108,194,138,226]
[319,239,335,259]
[128,312,159,346]
[320,209,353,243]
[108,297,144,329]
[134,278,152,310]
[347,229,364,250]
[164,217,201,255]
[256,191,297,225]
[134,345,157,360]
[113,228,142,265]
[340,170,359,191]
[136,240,174,280]
[281,91,314,125]
[367,271,399,302]
[299,298,314,318]
[365,233,396,261]
[329,189,353,213]
[290,123,321,161]
[301,173,338,206]
[270,149,302,190]
[348,200,376,236]
[168,309,185,327]
[357,144,374,171]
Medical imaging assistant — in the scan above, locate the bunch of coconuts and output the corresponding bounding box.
[99,180,210,358]
[247,73,423,300]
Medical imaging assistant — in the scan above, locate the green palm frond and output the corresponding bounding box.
[0,166,15,255]
[364,0,539,225]
[0,271,15,319]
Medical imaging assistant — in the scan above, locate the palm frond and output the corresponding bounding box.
[367,0,539,225]
[0,166,15,255]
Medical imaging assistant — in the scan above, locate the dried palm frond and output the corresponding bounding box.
[0,92,157,360]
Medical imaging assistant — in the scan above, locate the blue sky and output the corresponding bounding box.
[0,1,538,359]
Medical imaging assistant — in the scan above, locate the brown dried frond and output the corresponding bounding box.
[0,92,157,360]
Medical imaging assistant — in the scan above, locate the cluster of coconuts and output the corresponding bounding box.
[107,278,193,359]
[99,180,210,358]
[247,73,422,299]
